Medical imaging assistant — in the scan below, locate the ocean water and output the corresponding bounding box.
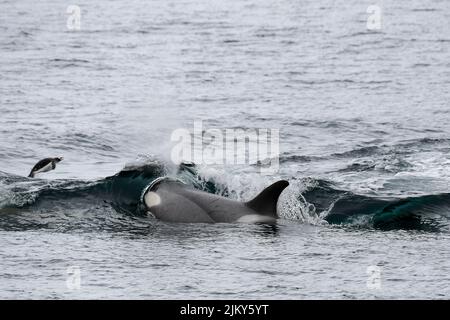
[1,0,450,299]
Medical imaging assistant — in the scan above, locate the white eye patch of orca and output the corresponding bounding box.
[144,191,161,208]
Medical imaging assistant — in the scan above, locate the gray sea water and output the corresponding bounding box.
[1,0,450,299]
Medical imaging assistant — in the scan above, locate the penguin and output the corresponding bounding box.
[28,157,63,178]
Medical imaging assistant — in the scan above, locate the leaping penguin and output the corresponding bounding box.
[28,157,63,178]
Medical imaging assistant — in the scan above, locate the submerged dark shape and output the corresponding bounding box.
[142,178,289,223]
[301,179,450,231]
[28,157,63,178]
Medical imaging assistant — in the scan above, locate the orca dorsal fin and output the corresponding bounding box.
[245,180,289,217]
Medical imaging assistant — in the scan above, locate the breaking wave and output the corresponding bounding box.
[0,160,449,232]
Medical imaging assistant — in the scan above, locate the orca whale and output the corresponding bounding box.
[142,178,289,223]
